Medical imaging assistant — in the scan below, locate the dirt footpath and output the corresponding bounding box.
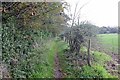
[54,54,63,78]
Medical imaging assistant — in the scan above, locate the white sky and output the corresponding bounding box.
[65,0,119,27]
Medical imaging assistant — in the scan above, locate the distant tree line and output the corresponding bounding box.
[98,26,118,34]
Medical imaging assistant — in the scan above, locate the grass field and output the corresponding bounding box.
[98,33,119,49]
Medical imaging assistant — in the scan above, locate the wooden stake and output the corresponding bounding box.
[87,39,91,66]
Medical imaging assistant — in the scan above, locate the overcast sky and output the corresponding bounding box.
[65,0,119,27]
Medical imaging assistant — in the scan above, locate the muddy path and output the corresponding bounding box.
[54,54,63,78]
[0,62,11,78]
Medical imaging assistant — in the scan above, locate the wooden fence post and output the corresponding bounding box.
[112,38,114,54]
[87,39,91,66]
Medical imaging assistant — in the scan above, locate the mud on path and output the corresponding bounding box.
[54,54,63,78]
[0,62,11,78]
[106,53,120,76]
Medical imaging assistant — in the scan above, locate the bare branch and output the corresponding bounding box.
[71,2,78,27]
[76,0,91,18]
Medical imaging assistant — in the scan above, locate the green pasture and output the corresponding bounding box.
[98,34,119,51]
[98,34,118,47]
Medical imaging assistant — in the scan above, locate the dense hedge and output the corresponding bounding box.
[2,16,34,78]
[1,1,68,78]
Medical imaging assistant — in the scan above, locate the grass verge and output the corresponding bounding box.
[31,39,57,78]
[59,46,116,78]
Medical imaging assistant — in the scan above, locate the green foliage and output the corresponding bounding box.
[61,21,99,55]
[99,26,118,34]
[59,51,113,78]
[58,45,114,78]
[59,52,115,78]
[2,16,34,78]
[80,46,87,53]
[2,2,117,79]
[30,39,68,78]
[78,21,99,37]
[79,65,115,78]
[91,51,112,65]
[2,2,68,78]
[80,46,112,65]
